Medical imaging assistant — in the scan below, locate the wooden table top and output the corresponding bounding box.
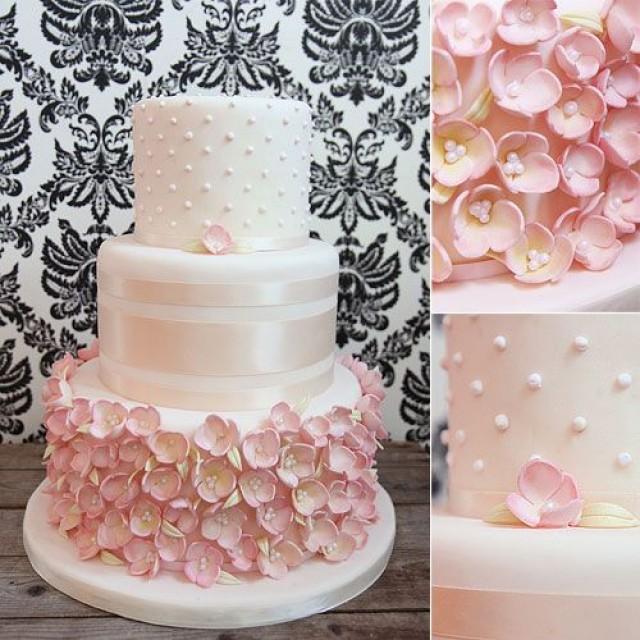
[0,442,429,639]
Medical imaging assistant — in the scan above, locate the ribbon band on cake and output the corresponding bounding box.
[137,232,309,252]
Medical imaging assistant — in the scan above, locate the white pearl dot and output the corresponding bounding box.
[157,133,164,141]
[493,335,507,351]
[278,188,285,196]
[283,117,289,125]
[618,452,632,467]
[440,430,449,446]
[452,352,463,366]
[265,135,273,142]
[140,103,146,111]
[184,200,192,209]
[470,380,484,396]
[278,218,285,227]
[248,116,256,125]
[574,336,589,352]
[617,373,633,388]
[246,145,254,154]
[168,149,175,157]
[186,98,193,106]
[205,114,213,123]
[202,182,211,192]
[155,205,162,214]
[224,167,234,176]
[258,206,267,214]
[170,117,177,125]
[454,430,466,444]
[243,184,252,193]
[529,454,542,461]
[224,203,233,212]
[169,184,177,192]
[292,169,299,178]
[244,219,252,228]
[146,186,152,193]
[203,146,212,154]
[472,459,485,473]
[146,150,152,157]
[147,216,153,223]
[262,169,269,178]
[225,132,235,141]
[170,220,177,228]
[147,116,154,124]
[527,373,543,390]
[155,169,162,176]
[495,414,510,431]
[446,452,454,467]
[185,164,192,172]
[291,207,297,215]
[572,416,587,433]
[184,130,193,140]
[280,152,287,161]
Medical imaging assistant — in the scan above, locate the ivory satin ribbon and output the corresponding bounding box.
[136,232,308,251]
[98,272,338,307]
[432,586,639,639]
[99,302,336,376]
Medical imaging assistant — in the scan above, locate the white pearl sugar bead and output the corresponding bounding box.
[266,134,273,142]
[170,220,177,228]
[243,184,252,193]
[617,372,633,388]
[224,203,233,212]
[258,206,267,214]
[574,336,589,352]
[618,452,633,467]
[262,169,269,178]
[527,373,543,390]
[170,117,177,125]
[205,114,213,123]
[493,335,507,351]
[454,430,466,444]
[572,416,587,433]
[246,145,255,154]
[440,430,449,446]
[472,459,485,473]
[184,200,192,209]
[280,152,287,161]
[470,380,484,396]
[446,452,454,467]
[278,218,285,227]
[224,167,234,176]
[225,132,235,141]
[168,184,177,192]
[452,352,463,366]
[248,116,256,125]
[203,146,212,154]
[202,182,211,192]
[185,164,193,173]
[494,414,510,431]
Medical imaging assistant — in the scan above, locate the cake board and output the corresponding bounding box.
[23,482,395,629]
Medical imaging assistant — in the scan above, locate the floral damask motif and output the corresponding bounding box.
[402,351,429,447]
[40,0,163,91]
[0,5,30,79]
[0,90,31,197]
[0,193,50,259]
[303,0,420,104]
[0,338,32,441]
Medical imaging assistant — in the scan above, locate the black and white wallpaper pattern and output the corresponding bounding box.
[0,0,428,444]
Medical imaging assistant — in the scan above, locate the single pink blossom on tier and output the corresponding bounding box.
[489,50,562,117]
[506,459,582,527]
[242,428,280,469]
[546,84,606,140]
[194,414,239,456]
[97,509,133,549]
[435,1,496,57]
[129,498,161,537]
[100,472,141,509]
[293,479,330,516]
[597,61,640,108]
[48,445,74,478]
[196,459,237,503]
[302,516,339,553]
[277,443,316,488]
[341,517,369,549]
[51,352,77,381]
[553,206,623,271]
[433,47,462,115]
[239,469,278,507]
[126,406,160,437]
[344,358,386,401]
[451,184,525,259]
[558,143,605,198]
[42,376,73,408]
[228,534,259,572]
[90,400,127,439]
[142,467,182,501]
[323,532,357,562]
[70,439,94,477]
[266,402,301,435]
[554,27,606,82]
[164,497,199,535]
[76,484,105,518]
[344,424,377,458]
[327,442,357,474]
[46,407,76,443]
[91,442,118,469]
[356,395,388,439]
[49,497,81,532]
[119,437,149,470]
[77,339,99,362]
[74,525,100,560]
[603,170,640,234]
[301,416,331,447]
[433,119,496,188]
[496,132,559,194]
[154,530,187,562]
[148,431,189,464]
[497,0,560,45]
[257,497,294,535]
[346,479,378,520]
[124,538,159,577]
[432,237,453,283]
[503,222,574,284]
[605,0,640,55]
[202,224,233,255]
[201,503,246,549]
[257,539,304,579]
[326,406,355,439]
[328,480,352,514]
[595,105,640,169]
[184,542,224,587]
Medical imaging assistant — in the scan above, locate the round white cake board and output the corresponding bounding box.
[24,481,395,629]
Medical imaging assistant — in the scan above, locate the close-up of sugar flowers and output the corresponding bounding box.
[432,0,640,285]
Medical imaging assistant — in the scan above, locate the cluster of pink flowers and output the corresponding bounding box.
[43,347,386,586]
[433,0,640,285]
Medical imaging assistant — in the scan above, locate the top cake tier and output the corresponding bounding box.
[132,96,312,250]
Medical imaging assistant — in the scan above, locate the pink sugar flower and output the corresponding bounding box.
[97,509,133,549]
[597,60,640,108]
[126,406,160,437]
[347,480,377,520]
[558,143,605,198]
[302,516,339,553]
[346,359,386,401]
[555,27,606,81]
[202,224,233,255]
[91,442,118,469]
[344,424,377,458]
[433,119,496,187]
[605,0,640,55]
[242,428,280,469]
[142,467,182,501]
[328,480,352,514]
[90,400,127,439]
[356,395,388,440]
[603,170,640,234]
[497,132,559,194]
[42,376,73,408]
[119,437,150,469]
[432,237,453,283]
[129,498,161,537]
[433,47,462,115]
[77,339,99,362]
[74,525,100,560]
[435,1,496,57]
[201,503,246,549]
[164,497,199,535]
[77,483,105,518]
[184,541,224,587]
[323,532,356,562]
[595,105,640,169]
[100,472,141,509]
[553,205,623,271]
[70,398,92,428]
[504,223,574,284]
[228,534,259,572]
[489,50,561,117]
[257,497,294,535]
[51,352,77,381]
[49,445,75,477]
[239,468,278,507]
[327,442,357,474]
[257,539,304,579]
[506,458,582,527]
[267,402,301,435]
[194,414,239,456]
[46,407,76,443]
[196,459,237,503]
[123,538,159,577]
[49,497,81,532]
[546,84,606,140]
[451,184,525,259]
[497,0,560,45]
[70,439,94,477]
[277,443,316,488]
[154,530,187,562]
[341,517,369,549]
[301,416,331,447]
[326,406,355,439]
[148,431,189,464]
[293,479,330,516]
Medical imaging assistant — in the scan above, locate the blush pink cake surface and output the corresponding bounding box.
[431,0,640,311]
[433,314,640,639]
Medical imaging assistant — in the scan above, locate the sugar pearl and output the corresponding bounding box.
[572,416,587,433]
[202,183,211,192]
[265,135,273,142]
[495,414,510,431]
[452,352,463,366]
[440,430,449,446]
[243,184,252,193]
[224,167,234,176]
[574,336,589,352]
[454,430,466,444]
[205,114,213,123]
[527,373,543,390]
[184,164,192,172]
[246,145,254,154]
[170,117,177,125]
[618,452,632,467]
[493,335,507,351]
[248,116,256,124]
[262,169,269,178]
[280,152,287,161]
[184,130,193,140]
[225,132,235,141]
[184,200,192,209]
[617,373,632,388]
[258,206,267,214]
[203,145,212,154]
[224,203,233,212]
[470,380,484,396]
[168,184,177,192]
[472,459,485,473]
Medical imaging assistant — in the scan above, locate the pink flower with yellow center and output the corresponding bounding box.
[604,0,640,55]
[51,352,77,381]
[45,407,76,443]
[242,428,280,469]
[163,497,199,535]
[435,1,497,57]
[97,509,133,549]
[301,416,331,447]
[302,516,339,553]
[42,376,73,408]
[201,503,246,549]
[194,414,239,457]
[76,483,105,518]
[341,517,369,549]
[90,400,128,439]
[119,437,150,469]
[126,406,160,437]
[266,402,301,434]
[100,472,140,509]
[74,524,100,560]
[196,459,237,503]
[142,467,182,501]
[123,538,159,577]
[276,443,315,488]
[129,498,161,537]
[228,534,259,572]
[323,532,357,562]
[497,0,560,45]
[325,406,354,439]
[327,480,352,515]
[596,104,640,169]
[555,27,606,81]
[597,60,640,108]
[347,479,377,521]
[558,143,605,198]
[327,442,357,474]
[184,541,224,587]
[239,468,278,508]
[257,539,304,579]
[202,224,233,255]
[603,169,640,234]
[546,84,606,140]
[356,394,388,440]
[256,497,293,535]
[433,47,462,116]
[49,497,81,532]
[148,431,189,464]
[91,442,118,469]
[293,479,330,516]
[154,530,187,562]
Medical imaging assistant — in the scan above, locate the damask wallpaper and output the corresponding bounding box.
[0,0,428,444]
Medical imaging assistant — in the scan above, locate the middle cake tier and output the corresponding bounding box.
[97,236,338,411]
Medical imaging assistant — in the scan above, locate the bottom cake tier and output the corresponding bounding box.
[432,512,640,640]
